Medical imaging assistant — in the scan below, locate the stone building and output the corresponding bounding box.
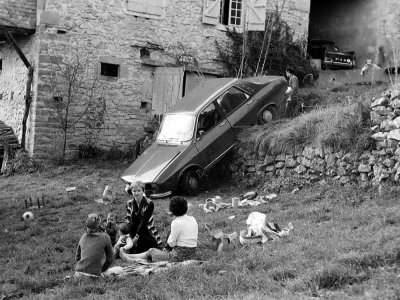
[3,0,399,160]
[0,0,311,159]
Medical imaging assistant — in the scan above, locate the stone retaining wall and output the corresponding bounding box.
[229,88,400,191]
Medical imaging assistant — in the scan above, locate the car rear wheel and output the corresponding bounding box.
[258,106,277,125]
[181,169,200,196]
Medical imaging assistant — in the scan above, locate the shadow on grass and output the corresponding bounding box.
[308,249,400,291]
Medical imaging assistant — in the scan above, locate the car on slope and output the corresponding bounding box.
[307,39,356,70]
[121,76,288,197]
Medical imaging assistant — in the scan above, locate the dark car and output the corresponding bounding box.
[121,76,288,197]
[307,39,356,69]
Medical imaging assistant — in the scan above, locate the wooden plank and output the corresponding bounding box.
[152,67,184,115]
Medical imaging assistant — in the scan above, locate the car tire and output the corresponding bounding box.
[258,106,277,125]
[181,169,200,196]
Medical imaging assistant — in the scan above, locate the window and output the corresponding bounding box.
[122,0,166,19]
[197,102,222,137]
[157,114,195,143]
[140,48,150,59]
[220,0,242,26]
[216,87,249,115]
[100,63,119,77]
[0,59,2,71]
[203,0,266,31]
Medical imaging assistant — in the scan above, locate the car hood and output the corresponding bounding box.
[121,143,185,183]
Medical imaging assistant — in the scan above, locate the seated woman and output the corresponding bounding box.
[125,180,162,253]
[120,196,198,262]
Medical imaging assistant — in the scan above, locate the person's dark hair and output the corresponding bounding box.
[119,223,131,235]
[286,66,295,75]
[169,196,188,217]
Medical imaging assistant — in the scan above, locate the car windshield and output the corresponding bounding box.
[157,114,195,143]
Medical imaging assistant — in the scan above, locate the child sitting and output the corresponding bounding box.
[74,213,113,278]
[113,223,134,259]
[105,212,118,247]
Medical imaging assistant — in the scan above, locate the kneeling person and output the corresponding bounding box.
[121,196,198,262]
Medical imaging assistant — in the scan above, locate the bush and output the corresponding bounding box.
[216,9,318,84]
[2,150,42,175]
[77,144,102,159]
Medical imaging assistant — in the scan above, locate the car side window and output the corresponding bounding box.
[197,102,222,137]
[216,87,249,115]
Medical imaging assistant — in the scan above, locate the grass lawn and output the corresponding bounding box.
[1,158,400,300]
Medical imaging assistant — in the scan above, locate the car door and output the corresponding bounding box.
[194,101,235,169]
[216,86,252,134]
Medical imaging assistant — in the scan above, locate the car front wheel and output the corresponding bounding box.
[181,169,200,196]
[258,106,277,125]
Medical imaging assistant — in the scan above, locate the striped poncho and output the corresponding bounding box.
[126,197,162,252]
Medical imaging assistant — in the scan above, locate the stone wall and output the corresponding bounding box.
[270,0,310,41]
[31,0,229,158]
[0,37,39,155]
[229,88,400,192]
[30,0,312,158]
[0,0,37,29]
[1,0,312,159]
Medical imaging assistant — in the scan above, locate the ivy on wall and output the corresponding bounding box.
[216,9,318,84]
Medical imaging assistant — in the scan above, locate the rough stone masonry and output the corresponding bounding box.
[230,87,400,193]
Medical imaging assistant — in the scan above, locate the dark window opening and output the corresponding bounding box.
[57,29,67,34]
[100,62,119,77]
[140,101,151,113]
[53,95,63,102]
[140,48,150,59]
[0,59,2,71]
[220,0,242,26]
[220,0,230,25]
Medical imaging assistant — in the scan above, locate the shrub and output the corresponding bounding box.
[216,9,318,84]
[77,144,102,159]
[2,150,42,175]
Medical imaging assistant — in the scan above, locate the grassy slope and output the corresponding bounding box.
[1,82,399,300]
[1,159,400,300]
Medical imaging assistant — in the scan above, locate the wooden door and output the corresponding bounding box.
[152,67,184,115]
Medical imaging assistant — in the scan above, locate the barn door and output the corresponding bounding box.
[152,67,184,115]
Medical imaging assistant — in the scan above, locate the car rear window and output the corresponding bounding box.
[217,87,249,115]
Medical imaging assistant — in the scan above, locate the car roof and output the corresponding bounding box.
[166,76,284,115]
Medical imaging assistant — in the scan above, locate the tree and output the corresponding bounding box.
[46,41,104,159]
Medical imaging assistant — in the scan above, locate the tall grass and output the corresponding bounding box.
[238,103,372,155]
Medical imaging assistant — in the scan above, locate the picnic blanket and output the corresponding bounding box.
[103,260,203,277]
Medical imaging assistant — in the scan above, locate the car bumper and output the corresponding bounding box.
[324,60,353,67]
